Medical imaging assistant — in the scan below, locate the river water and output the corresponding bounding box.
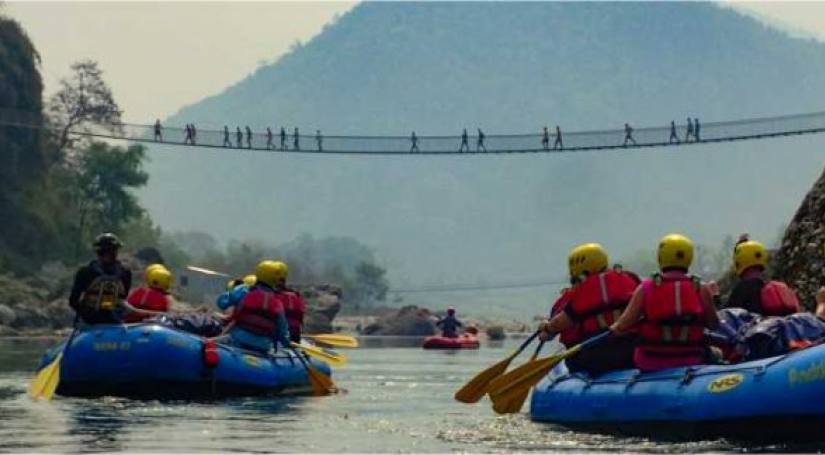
[0,336,813,453]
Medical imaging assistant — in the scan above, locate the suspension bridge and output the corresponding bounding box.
[3,108,825,155]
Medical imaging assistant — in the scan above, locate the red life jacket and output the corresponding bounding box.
[760,280,800,317]
[550,288,581,346]
[125,287,170,322]
[233,287,287,337]
[565,270,639,344]
[636,272,706,370]
[282,288,306,333]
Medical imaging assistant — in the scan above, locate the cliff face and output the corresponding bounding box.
[772,166,825,309]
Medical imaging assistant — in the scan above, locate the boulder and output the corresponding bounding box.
[362,305,436,336]
[486,325,506,340]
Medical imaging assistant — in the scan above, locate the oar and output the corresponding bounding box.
[488,331,611,414]
[289,346,337,396]
[491,340,547,414]
[305,334,359,348]
[291,341,348,367]
[29,317,79,400]
[454,331,539,404]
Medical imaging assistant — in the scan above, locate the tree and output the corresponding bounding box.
[48,60,122,161]
[75,142,148,249]
[352,261,389,305]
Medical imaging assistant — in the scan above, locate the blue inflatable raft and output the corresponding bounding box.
[36,323,332,399]
[531,343,825,441]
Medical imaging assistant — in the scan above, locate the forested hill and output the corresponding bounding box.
[145,2,825,306]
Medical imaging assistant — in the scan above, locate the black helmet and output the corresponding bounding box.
[93,233,122,252]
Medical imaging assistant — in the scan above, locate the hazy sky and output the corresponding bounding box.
[4,1,825,124]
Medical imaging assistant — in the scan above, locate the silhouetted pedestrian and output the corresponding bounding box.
[623,123,636,146]
[223,126,231,147]
[459,129,469,152]
[694,118,701,141]
[183,124,193,145]
[686,117,694,142]
[190,124,197,145]
[245,126,252,149]
[280,127,287,150]
[477,128,487,152]
[542,126,550,150]
[235,127,242,148]
[266,127,273,149]
[316,130,323,151]
[293,128,300,150]
[410,131,420,152]
[669,120,680,144]
[554,125,563,150]
[154,119,163,142]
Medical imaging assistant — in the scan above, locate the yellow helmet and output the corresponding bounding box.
[567,243,609,278]
[146,266,173,291]
[657,233,694,270]
[144,263,167,282]
[242,274,257,287]
[255,260,288,286]
[733,240,768,275]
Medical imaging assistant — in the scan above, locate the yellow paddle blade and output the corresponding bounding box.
[488,351,541,413]
[29,353,62,401]
[305,363,337,396]
[454,352,517,404]
[306,334,359,348]
[292,342,348,367]
[487,351,570,411]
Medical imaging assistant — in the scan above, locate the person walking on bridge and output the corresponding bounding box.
[223,126,231,147]
[293,128,300,151]
[280,127,287,150]
[694,118,701,141]
[410,131,420,152]
[266,127,274,150]
[235,127,242,148]
[669,120,680,144]
[542,126,550,150]
[316,130,323,152]
[183,124,191,145]
[245,126,253,149]
[554,125,563,150]
[477,128,487,152]
[154,119,163,142]
[459,128,470,152]
[685,118,694,142]
[623,123,637,146]
[190,124,197,145]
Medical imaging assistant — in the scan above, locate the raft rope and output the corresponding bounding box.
[3,107,825,155]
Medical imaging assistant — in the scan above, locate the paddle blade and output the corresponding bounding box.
[306,334,359,348]
[487,353,565,412]
[454,353,515,404]
[292,342,348,367]
[491,387,531,414]
[29,353,62,400]
[305,363,337,396]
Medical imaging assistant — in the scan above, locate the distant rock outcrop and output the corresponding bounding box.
[301,284,342,334]
[362,305,436,336]
[772,166,825,309]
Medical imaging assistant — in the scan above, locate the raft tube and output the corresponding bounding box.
[422,334,479,350]
[36,323,332,399]
[530,343,825,441]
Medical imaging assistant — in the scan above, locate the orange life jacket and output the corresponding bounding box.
[233,287,287,337]
[550,288,580,346]
[760,280,801,316]
[639,273,705,347]
[564,270,639,344]
[281,288,306,332]
[125,287,169,322]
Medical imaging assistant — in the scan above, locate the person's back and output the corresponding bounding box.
[125,265,172,323]
[437,308,462,338]
[726,239,800,317]
[225,262,290,354]
[281,287,306,343]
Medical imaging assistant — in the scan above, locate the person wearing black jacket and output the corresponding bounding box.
[68,233,132,324]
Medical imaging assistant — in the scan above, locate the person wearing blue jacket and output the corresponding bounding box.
[216,274,256,315]
[436,307,463,338]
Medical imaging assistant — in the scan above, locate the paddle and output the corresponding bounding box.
[305,334,359,348]
[29,317,79,400]
[290,346,337,396]
[491,340,546,414]
[454,331,539,404]
[291,341,348,367]
[487,331,611,414]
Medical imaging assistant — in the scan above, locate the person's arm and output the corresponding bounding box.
[121,268,133,296]
[275,312,291,348]
[816,287,825,319]
[435,318,444,328]
[610,286,644,335]
[455,319,463,327]
[539,311,575,341]
[68,267,90,310]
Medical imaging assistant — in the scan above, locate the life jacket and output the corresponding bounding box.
[232,287,287,337]
[550,288,581,346]
[636,272,706,370]
[759,280,800,317]
[80,261,126,313]
[281,288,306,334]
[125,287,170,323]
[564,269,639,344]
